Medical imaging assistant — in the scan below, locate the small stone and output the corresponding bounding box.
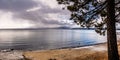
[49,58,56,60]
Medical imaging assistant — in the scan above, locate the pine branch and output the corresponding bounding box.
[85,1,107,16]
[86,5,106,23]
[78,0,92,8]
[115,0,120,5]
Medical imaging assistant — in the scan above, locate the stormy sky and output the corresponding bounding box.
[0,0,119,29]
[0,0,78,28]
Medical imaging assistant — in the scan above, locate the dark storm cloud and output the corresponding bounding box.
[0,0,37,12]
[0,0,71,27]
[14,10,69,25]
[13,1,70,25]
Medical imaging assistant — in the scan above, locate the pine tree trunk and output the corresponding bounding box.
[106,0,119,60]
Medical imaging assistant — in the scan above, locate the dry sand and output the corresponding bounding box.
[23,43,109,60]
[23,40,120,60]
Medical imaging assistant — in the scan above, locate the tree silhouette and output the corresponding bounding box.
[56,0,120,60]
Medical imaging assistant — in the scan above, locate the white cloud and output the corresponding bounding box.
[0,0,75,28]
[0,11,33,29]
[33,0,60,9]
[26,7,41,12]
[47,13,61,21]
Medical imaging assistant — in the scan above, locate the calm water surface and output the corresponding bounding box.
[0,29,119,50]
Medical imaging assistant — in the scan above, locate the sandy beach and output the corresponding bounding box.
[0,39,120,60]
[23,40,120,60]
[23,44,108,60]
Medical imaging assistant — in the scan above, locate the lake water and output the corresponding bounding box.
[0,29,119,50]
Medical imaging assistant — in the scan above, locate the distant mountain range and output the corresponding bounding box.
[55,26,96,30]
[0,27,120,30]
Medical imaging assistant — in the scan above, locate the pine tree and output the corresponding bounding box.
[57,0,120,60]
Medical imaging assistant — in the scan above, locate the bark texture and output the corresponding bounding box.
[107,0,119,60]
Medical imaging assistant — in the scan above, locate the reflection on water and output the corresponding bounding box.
[0,29,119,50]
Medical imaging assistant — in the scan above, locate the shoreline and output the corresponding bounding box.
[54,42,106,50]
[0,43,106,60]
[0,42,106,51]
[23,40,120,60]
[0,40,120,60]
